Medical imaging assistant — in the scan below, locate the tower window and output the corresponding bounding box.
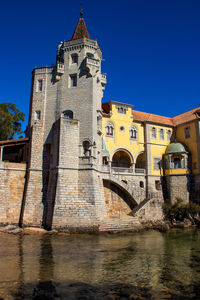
[83,141,91,157]
[35,110,41,120]
[63,110,73,119]
[37,79,43,92]
[71,54,78,64]
[69,74,77,87]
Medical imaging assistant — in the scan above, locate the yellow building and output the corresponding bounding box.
[101,101,200,203]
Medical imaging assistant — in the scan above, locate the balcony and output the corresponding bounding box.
[86,57,100,68]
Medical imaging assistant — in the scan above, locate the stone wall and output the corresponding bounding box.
[0,162,26,224]
[165,175,189,204]
[136,197,164,223]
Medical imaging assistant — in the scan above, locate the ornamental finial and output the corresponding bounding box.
[80,2,83,18]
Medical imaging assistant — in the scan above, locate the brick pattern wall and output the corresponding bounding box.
[0,162,26,224]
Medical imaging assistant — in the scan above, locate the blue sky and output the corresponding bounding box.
[0,0,200,133]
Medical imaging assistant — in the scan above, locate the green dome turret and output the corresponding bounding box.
[166,142,186,154]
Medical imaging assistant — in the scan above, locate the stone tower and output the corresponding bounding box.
[22,12,107,230]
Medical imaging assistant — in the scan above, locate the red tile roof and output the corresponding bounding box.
[72,17,90,40]
[172,106,200,126]
[132,110,174,126]
[102,102,200,126]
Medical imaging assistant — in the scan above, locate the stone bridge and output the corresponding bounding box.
[102,173,141,206]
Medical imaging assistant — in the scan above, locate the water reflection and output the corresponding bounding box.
[0,229,200,299]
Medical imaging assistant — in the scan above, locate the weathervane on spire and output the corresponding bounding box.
[80,2,83,18]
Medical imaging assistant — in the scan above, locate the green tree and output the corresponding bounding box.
[0,103,25,140]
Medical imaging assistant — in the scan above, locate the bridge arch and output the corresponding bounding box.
[103,177,138,218]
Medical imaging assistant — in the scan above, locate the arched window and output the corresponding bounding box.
[83,141,91,157]
[159,128,164,140]
[63,110,73,119]
[152,127,157,139]
[130,126,137,140]
[167,129,172,141]
[105,122,114,137]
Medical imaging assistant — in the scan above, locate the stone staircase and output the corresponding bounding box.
[99,216,141,232]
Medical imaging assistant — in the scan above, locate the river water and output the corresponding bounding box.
[0,229,200,299]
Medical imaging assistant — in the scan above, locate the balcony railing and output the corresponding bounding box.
[112,167,133,174]
[101,165,146,175]
[35,67,53,74]
[135,168,145,174]
[86,57,100,67]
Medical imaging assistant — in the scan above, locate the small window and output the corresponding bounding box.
[105,122,114,137]
[69,74,77,87]
[154,157,161,170]
[102,156,108,165]
[130,126,137,140]
[120,126,125,132]
[140,181,144,188]
[117,107,126,114]
[184,127,190,139]
[159,129,164,140]
[155,180,161,190]
[152,127,157,139]
[37,79,43,92]
[167,130,172,141]
[35,110,41,120]
[63,110,73,119]
[71,54,78,64]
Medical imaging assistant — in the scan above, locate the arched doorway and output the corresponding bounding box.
[135,152,146,169]
[112,150,132,168]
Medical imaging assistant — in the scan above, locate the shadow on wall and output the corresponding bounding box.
[41,122,60,230]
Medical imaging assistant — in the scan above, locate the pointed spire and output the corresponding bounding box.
[72,9,90,40]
